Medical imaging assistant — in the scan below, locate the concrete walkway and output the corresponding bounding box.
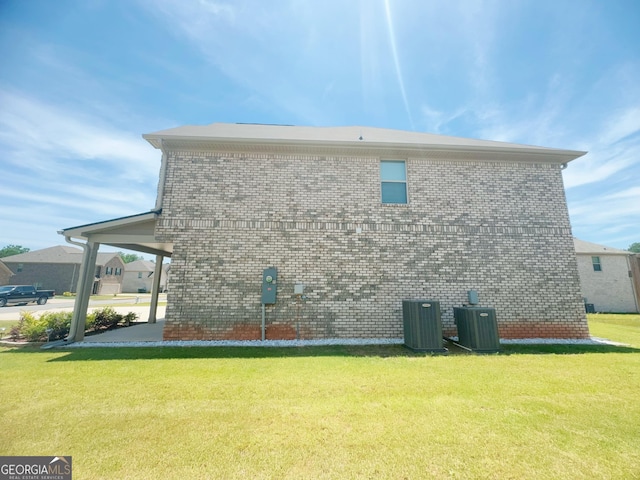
[82,319,165,343]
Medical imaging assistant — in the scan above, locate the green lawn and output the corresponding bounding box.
[1,315,639,479]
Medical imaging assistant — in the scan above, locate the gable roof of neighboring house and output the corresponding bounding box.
[0,259,14,277]
[2,245,123,265]
[574,238,631,255]
[143,123,587,164]
[125,260,170,275]
[124,260,156,273]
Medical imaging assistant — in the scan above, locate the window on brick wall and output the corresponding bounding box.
[115,268,122,276]
[138,272,143,279]
[105,266,113,275]
[592,256,602,272]
[381,160,407,204]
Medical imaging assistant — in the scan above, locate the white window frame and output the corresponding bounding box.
[592,256,602,272]
[380,160,408,204]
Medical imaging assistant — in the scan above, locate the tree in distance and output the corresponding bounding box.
[118,252,145,263]
[0,244,30,258]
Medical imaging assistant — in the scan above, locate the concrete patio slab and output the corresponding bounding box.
[81,319,165,343]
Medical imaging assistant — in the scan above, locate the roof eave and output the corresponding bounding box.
[60,211,159,239]
[142,135,587,163]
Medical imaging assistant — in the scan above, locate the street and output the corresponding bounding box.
[0,294,166,322]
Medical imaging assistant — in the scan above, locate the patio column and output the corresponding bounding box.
[68,240,100,342]
[148,254,164,324]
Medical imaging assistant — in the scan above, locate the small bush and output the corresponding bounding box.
[63,291,74,297]
[85,311,97,331]
[11,307,139,341]
[9,324,21,341]
[123,312,138,326]
[93,306,122,330]
[39,311,72,341]
[13,311,72,342]
[18,311,48,342]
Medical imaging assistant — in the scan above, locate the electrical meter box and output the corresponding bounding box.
[261,267,278,304]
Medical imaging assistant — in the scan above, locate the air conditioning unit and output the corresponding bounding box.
[402,300,446,353]
[454,307,500,353]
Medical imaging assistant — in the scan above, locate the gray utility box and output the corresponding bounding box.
[261,267,277,305]
[402,300,446,353]
[453,307,500,353]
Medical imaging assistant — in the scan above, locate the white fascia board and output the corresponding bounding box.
[61,212,158,240]
[143,133,586,164]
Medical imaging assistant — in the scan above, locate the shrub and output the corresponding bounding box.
[12,307,139,341]
[87,307,138,332]
[39,311,72,341]
[9,324,21,341]
[123,312,138,326]
[93,306,123,331]
[18,311,48,342]
[13,311,72,342]
[63,291,74,297]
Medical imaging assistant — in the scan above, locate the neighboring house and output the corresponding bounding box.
[0,259,14,285]
[121,260,168,293]
[2,245,126,295]
[62,123,590,341]
[574,238,639,313]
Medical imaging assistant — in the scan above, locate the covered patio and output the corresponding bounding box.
[46,210,173,347]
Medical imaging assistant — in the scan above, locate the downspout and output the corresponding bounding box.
[148,255,164,323]
[69,263,78,293]
[42,235,97,348]
[154,139,168,211]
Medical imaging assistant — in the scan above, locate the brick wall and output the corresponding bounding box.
[2,262,80,294]
[157,151,589,340]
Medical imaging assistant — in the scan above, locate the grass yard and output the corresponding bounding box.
[1,315,639,479]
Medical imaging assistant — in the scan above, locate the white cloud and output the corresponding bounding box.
[562,153,636,190]
[0,89,159,180]
[602,186,640,200]
[1,182,154,218]
[0,88,161,250]
[596,107,640,146]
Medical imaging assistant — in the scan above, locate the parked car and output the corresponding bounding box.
[0,285,56,307]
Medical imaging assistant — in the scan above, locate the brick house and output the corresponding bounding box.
[2,245,125,295]
[136,123,589,341]
[60,123,590,343]
[574,238,639,313]
[121,260,168,293]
